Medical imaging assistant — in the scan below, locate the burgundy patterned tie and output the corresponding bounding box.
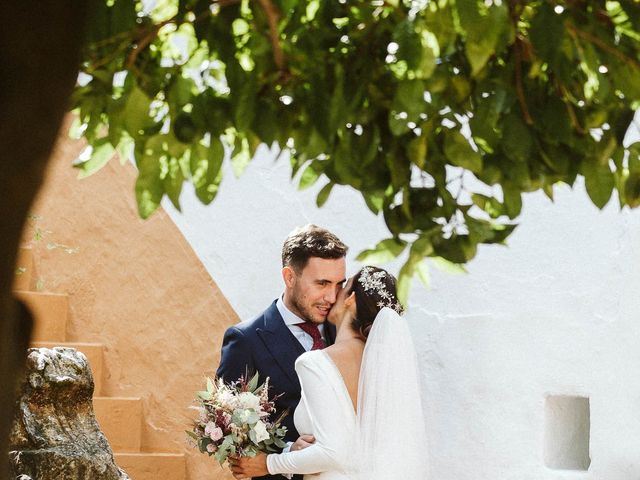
[296,322,326,350]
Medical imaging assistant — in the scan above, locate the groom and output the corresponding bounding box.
[216,224,348,480]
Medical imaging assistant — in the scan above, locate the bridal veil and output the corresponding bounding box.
[356,307,429,479]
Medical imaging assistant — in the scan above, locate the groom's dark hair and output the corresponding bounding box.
[282,224,348,272]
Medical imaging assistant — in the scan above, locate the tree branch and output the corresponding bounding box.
[514,36,534,125]
[125,17,177,70]
[256,0,286,72]
[566,22,640,70]
[508,0,533,125]
[554,79,586,135]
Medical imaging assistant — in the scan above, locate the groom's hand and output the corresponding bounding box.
[229,453,269,478]
[291,434,315,451]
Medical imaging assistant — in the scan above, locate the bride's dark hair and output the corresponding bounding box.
[348,266,403,340]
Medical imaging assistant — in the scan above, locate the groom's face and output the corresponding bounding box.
[286,256,346,324]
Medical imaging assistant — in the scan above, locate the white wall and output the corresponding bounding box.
[164,122,640,479]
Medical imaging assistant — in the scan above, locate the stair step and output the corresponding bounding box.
[15,291,68,342]
[114,453,186,480]
[13,247,34,291]
[93,397,142,452]
[31,342,104,396]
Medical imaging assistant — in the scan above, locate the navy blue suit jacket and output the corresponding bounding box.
[216,300,336,480]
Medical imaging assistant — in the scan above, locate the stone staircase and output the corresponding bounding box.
[14,246,187,480]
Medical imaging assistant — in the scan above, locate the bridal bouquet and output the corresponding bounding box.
[187,372,288,464]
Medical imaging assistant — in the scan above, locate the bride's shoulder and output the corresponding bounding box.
[323,340,364,364]
[294,350,323,370]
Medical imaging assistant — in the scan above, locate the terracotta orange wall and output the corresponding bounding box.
[27,117,238,479]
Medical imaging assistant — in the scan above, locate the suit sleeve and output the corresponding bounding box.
[266,355,354,475]
[216,326,255,383]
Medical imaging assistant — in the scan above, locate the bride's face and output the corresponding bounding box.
[328,277,355,326]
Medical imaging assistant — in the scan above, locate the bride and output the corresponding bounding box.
[229,266,429,479]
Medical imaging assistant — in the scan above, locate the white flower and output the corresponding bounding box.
[198,407,208,423]
[238,392,261,411]
[216,388,237,409]
[253,420,270,443]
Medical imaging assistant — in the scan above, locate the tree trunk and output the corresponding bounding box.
[0,2,87,478]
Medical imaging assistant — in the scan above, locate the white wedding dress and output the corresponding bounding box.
[267,349,358,479]
[267,307,429,480]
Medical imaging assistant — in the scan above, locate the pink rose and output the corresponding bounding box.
[204,421,217,436]
[208,426,223,441]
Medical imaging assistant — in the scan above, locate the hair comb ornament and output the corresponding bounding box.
[357,267,404,314]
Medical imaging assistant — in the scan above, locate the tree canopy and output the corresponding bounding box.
[73,0,640,299]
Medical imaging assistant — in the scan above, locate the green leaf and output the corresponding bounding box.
[231,136,251,178]
[529,2,565,69]
[299,160,324,190]
[397,259,415,306]
[116,132,135,165]
[247,372,260,391]
[502,114,533,163]
[196,390,212,400]
[233,72,258,131]
[356,238,407,263]
[135,136,165,219]
[316,181,334,207]
[363,191,385,214]
[430,256,467,274]
[162,156,185,210]
[168,75,196,111]
[582,159,614,209]
[502,184,523,219]
[173,112,199,144]
[192,137,224,204]
[471,193,503,218]
[329,65,346,134]
[394,80,426,119]
[75,139,115,178]
[415,260,431,289]
[443,130,483,173]
[123,85,153,136]
[457,0,510,76]
[407,134,427,169]
[624,171,640,208]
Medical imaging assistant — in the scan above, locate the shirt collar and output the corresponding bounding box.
[277,295,325,332]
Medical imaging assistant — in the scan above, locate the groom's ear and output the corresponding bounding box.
[282,266,297,288]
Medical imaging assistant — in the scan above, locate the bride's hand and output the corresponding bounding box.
[292,434,315,451]
[228,453,268,479]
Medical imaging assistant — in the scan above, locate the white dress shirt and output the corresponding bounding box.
[276,295,326,352]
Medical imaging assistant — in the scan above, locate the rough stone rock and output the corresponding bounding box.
[9,347,129,480]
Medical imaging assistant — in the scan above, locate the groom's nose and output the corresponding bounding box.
[323,286,338,304]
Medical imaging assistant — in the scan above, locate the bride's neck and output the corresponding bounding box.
[334,313,362,343]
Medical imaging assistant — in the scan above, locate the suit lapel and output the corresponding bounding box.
[256,301,305,389]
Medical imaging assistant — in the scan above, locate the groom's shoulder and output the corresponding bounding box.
[229,301,278,334]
